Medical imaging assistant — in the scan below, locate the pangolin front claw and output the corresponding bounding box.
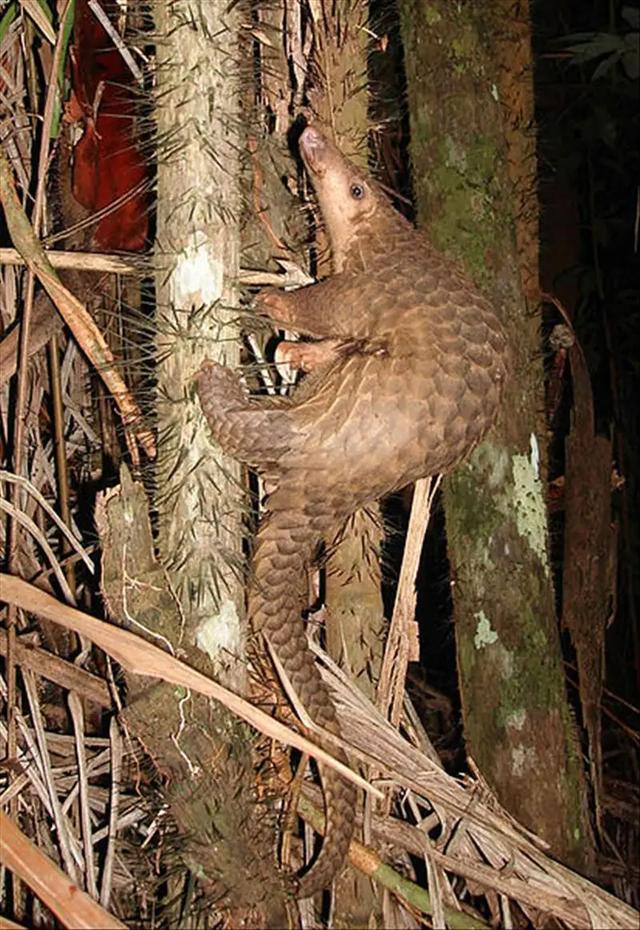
[254,287,292,325]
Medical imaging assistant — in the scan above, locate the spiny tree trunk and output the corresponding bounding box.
[306,3,386,924]
[142,0,287,921]
[249,2,387,922]
[398,0,593,871]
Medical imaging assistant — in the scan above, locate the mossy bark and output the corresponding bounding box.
[398,0,592,871]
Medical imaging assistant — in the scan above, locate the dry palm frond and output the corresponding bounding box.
[2,572,638,930]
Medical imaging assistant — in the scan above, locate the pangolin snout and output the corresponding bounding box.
[299,125,329,176]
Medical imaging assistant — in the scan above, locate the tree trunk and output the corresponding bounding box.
[398,0,593,872]
[246,2,387,922]
[308,2,386,714]
[306,5,386,924]
[147,0,287,921]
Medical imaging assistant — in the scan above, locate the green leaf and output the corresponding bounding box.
[564,32,623,62]
[621,33,640,79]
[591,51,621,80]
[0,2,18,44]
[49,0,76,139]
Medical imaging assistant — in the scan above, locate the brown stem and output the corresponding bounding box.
[47,335,75,597]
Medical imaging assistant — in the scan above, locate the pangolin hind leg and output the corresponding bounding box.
[196,359,296,465]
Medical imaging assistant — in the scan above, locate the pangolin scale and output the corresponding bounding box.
[196,125,509,897]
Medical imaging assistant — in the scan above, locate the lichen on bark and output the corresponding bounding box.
[398,0,593,870]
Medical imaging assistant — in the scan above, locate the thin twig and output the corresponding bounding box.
[47,333,76,595]
[100,717,122,909]
[68,692,98,899]
[0,497,75,602]
[0,247,142,274]
[0,471,94,573]
[0,629,110,707]
[21,669,80,884]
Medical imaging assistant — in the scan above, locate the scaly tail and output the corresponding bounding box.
[196,360,356,894]
[250,500,357,897]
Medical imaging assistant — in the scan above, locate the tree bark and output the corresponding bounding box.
[307,0,386,714]
[248,2,387,921]
[398,0,593,871]
[144,0,288,921]
[306,4,386,924]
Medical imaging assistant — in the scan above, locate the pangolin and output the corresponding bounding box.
[196,124,509,897]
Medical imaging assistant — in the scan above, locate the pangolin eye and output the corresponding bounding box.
[350,183,365,200]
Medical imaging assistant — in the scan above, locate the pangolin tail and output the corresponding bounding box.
[250,500,356,897]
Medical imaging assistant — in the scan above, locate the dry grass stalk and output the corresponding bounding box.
[316,650,639,929]
[2,573,638,928]
[0,811,126,930]
[0,574,376,799]
[377,475,442,726]
[0,159,154,463]
[0,248,144,275]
